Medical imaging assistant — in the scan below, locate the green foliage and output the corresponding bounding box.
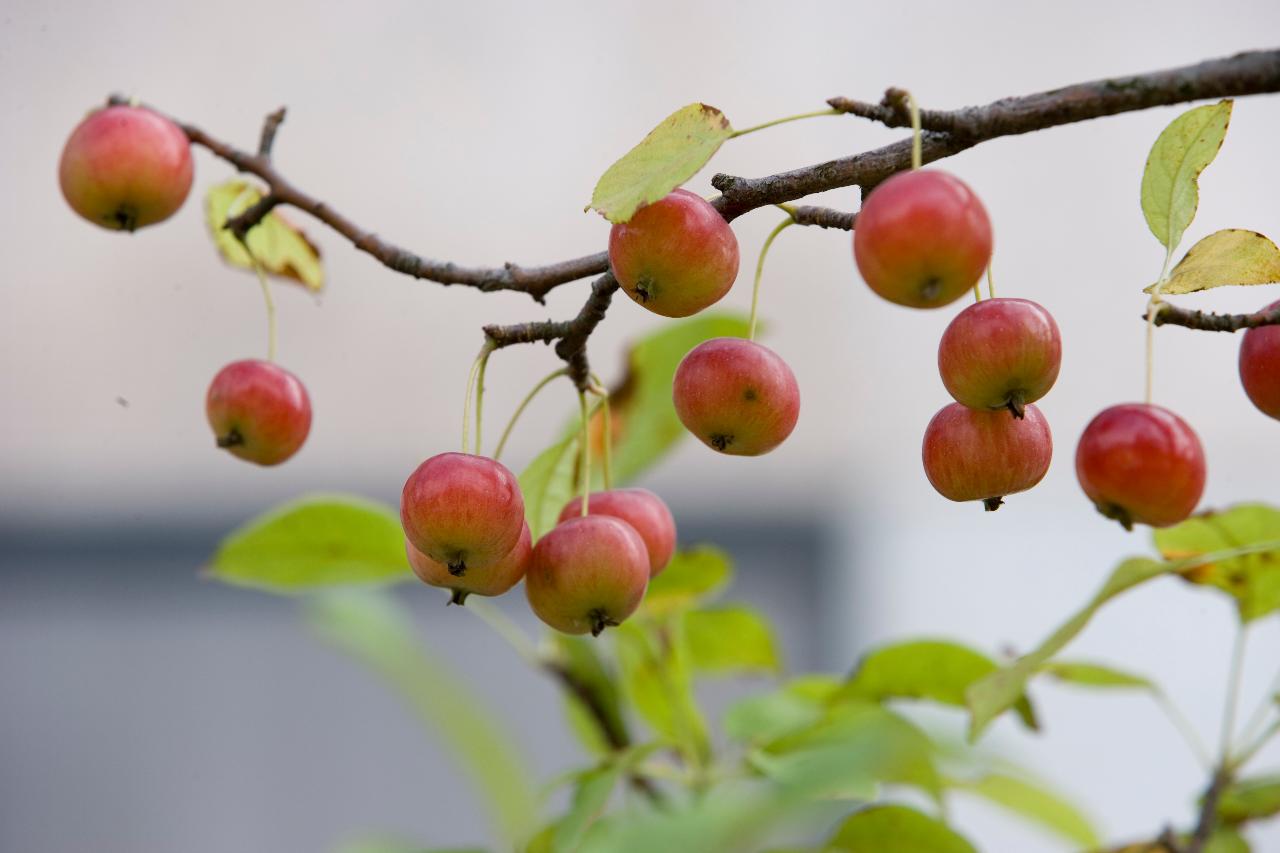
[1042,660,1155,690]
[548,634,628,757]
[545,744,662,853]
[838,639,1038,731]
[210,495,410,593]
[614,617,711,766]
[589,104,733,223]
[643,546,732,614]
[308,592,537,845]
[1204,827,1252,853]
[724,677,839,745]
[825,804,977,853]
[1217,774,1280,825]
[1153,503,1280,621]
[519,434,580,540]
[205,179,324,290]
[1140,100,1232,252]
[949,773,1100,847]
[684,605,782,675]
[1145,229,1280,295]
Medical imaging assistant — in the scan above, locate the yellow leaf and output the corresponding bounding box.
[204,180,324,291]
[1147,229,1280,295]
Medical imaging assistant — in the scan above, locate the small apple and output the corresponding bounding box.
[673,337,800,456]
[559,488,676,576]
[525,515,650,636]
[59,105,194,231]
[922,402,1052,510]
[853,170,992,308]
[206,359,311,466]
[406,523,532,605]
[401,453,525,575]
[608,188,739,317]
[1239,300,1280,420]
[1075,403,1205,529]
[938,297,1061,417]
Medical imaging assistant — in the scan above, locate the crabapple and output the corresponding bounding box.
[525,515,650,636]
[406,523,531,606]
[608,188,739,317]
[206,359,311,466]
[1075,403,1205,529]
[401,453,525,575]
[672,337,800,456]
[853,170,992,308]
[59,105,194,231]
[922,402,1052,510]
[938,297,1062,417]
[559,488,676,576]
[1239,300,1280,420]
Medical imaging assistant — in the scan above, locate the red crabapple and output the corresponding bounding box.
[938,297,1062,417]
[559,488,676,576]
[922,402,1052,510]
[1239,300,1280,420]
[406,523,532,605]
[206,359,312,466]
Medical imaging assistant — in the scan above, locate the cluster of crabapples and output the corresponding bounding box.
[58,102,1280,630]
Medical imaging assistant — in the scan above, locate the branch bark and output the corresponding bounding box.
[1154,302,1280,333]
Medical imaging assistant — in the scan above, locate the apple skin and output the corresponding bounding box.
[525,515,650,636]
[853,170,993,309]
[558,488,676,576]
[206,359,312,466]
[401,453,525,575]
[1075,403,1205,530]
[922,402,1052,510]
[59,105,194,231]
[673,337,800,456]
[1239,300,1280,420]
[938,298,1061,417]
[608,188,739,317]
[406,523,531,606]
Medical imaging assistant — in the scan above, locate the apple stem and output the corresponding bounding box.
[578,389,591,516]
[588,609,612,637]
[1145,243,1176,404]
[474,344,493,455]
[728,108,840,139]
[245,244,277,362]
[493,367,570,462]
[461,341,495,454]
[905,91,922,170]
[1005,393,1026,419]
[216,429,244,449]
[983,497,1004,512]
[986,263,996,299]
[448,589,470,606]
[748,217,796,341]
[589,373,614,491]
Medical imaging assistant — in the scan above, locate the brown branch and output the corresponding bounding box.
[258,107,287,158]
[1184,768,1232,853]
[791,205,857,230]
[1154,302,1280,332]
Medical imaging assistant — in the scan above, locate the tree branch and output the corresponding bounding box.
[1154,302,1280,332]
[1184,768,1232,853]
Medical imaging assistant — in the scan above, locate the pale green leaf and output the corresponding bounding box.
[613,619,710,765]
[519,435,580,540]
[826,804,977,853]
[951,773,1100,847]
[308,591,536,844]
[642,546,732,615]
[589,104,733,223]
[209,495,410,593]
[1154,504,1280,622]
[724,676,839,744]
[550,744,664,853]
[838,639,1038,731]
[1140,100,1232,250]
[1043,660,1155,690]
[1205,827,1251,853]
[1217,774,1280,825]
[683,605,781,675]
[205,179,323,290]
[1146,229,1280,295]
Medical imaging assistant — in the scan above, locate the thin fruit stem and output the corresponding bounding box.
[1220,624,1249,763]
[1236,665,1280,750]
[461,344,491,455]
[774,203,798,216]
[987,263,996,300]
[473,343,494,455]
[748,217,796,341]
[589,372,613,491]
[577,389,591,516]
[729,108,839,139]
[1145,243,1176,404]
[973,282,982,303]
[493,367,569,462]
[906,91,922,170]
[242,239,277,362]
[1153,689,1212,769]
[1232,717,1280,770]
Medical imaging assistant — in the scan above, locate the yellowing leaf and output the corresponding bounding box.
[1140,100,1232,251]
[1146,229,1280,295]
[589,104,733,223]
[826,805,976,853]
[205,179,324,291]
[1154,503,1280,622]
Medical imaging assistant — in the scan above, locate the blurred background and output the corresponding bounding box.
[2,1,1278,850]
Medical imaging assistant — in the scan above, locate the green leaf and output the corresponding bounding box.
[549,634,627,757]
[1042,660,1155,690]
[550,744,663,853]
[838,639,1038,731]
[209,495,410,593]
[684,605,781,675]
[1146,229,1280,295]
[1205,827,1252,853]
[643,546,732,615]
[758,702,941,800]
[825,804,977,853]
[1153,504,1280,622]
[614,619,710,765]
[1140,100,1232,251]
[308,591,536,845]
[589,104,733,224]
[1217,774,1280,825]
[205,179,324,290]
[519,434,580,540]
[966,556,1173,740]
[950,773,1100,847]
[724,676,839,744]
[586,313,751,489]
